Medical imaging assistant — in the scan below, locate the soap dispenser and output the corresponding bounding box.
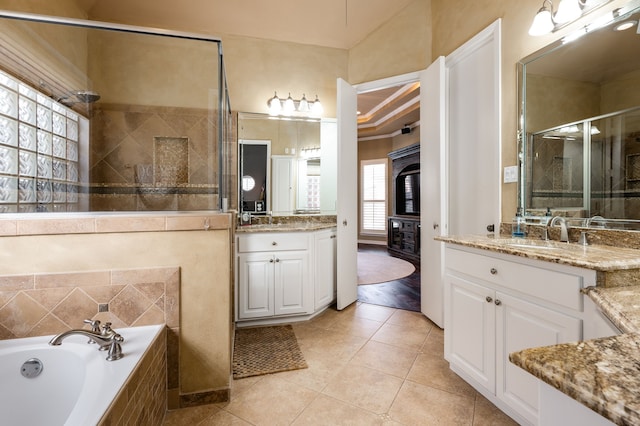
[512,207,525,238]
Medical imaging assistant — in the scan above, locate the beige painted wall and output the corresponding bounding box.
[348,0,431,84]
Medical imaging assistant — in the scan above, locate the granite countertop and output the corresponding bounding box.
[235,222,336,233]
[509,333,640,425]
[584,286,640,334]
[436,234,640,271]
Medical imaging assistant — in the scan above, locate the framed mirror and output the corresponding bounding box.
[518,0,640,222]
[237,112,337,216]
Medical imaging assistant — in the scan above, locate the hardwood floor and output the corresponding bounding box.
[357,244,421,312]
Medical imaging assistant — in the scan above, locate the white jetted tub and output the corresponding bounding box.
[0,324,164,426]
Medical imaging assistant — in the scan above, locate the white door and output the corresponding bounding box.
[237,252,274,319]
[421,56,446,328]
[446,20,502,234]
[271,156,294,212]
[336,78,358,310]
[274,250,310,315]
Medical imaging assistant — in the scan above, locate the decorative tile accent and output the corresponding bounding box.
[155,136,189,184]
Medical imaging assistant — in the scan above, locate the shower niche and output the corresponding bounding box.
[387,143,420,262]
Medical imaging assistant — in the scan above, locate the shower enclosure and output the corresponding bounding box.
[0,10,232,213]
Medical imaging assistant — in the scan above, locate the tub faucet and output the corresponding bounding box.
[549,216,570,243]
[49,321,124,361]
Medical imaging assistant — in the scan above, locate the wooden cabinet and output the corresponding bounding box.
[314,228,337,310]
[236,227,337,324]
[237,232,312,320]
[444,245,590,425]
[387,216,420,261]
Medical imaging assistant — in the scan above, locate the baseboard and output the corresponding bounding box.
[358,239,387,246]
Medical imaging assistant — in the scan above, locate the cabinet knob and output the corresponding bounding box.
[490,268,497,275]
[486,296,493,303]
[330,235,336,239]
[272,241,277,246]
[495,299,502,306]
[269,258,274,263]
[275,258,280,263]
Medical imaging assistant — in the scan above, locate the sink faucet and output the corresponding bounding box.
[549,216,570,243]
[49,320,124,361]
[585,215,606,228]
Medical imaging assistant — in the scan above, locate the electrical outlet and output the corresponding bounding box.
[504,166,518,183]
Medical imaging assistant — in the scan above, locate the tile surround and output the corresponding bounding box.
[0,266,181,410]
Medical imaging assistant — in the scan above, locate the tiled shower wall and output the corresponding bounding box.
[89,103,219,211]
[0,266,180,404]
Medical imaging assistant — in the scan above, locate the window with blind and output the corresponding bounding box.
[361,159,387,234]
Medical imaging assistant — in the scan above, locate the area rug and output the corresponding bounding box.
[233,325,308,379]
[357,252,416,285]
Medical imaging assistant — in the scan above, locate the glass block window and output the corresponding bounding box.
[0,71,81,213]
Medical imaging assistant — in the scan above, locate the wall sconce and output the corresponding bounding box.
[528,0,610,36]
[268,92,323,117]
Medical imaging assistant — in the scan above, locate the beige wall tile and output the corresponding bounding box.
[17,218,95,235]
[36,271,111,289]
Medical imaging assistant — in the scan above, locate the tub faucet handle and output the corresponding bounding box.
[83,319,101,344]
[83,319,101,333]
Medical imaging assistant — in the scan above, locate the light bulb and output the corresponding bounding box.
[283,93,295,115]
[529,6,554,36]
[311,95,323,116]
[268,92,281,116]
[555,0,582,24]
[298,94,309,112]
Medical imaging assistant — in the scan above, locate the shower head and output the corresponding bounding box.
[72,90,100,103]
[57,90,101,106]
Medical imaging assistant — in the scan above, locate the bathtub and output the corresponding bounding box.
[0,324,164,426]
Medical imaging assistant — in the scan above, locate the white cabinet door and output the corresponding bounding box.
[496,292,581,425]
[314,229,336,310]
[446,274,496,393]
[274,250,311,316]
[237,252,274,319]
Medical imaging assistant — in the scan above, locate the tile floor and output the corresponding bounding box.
[164,303,518,425]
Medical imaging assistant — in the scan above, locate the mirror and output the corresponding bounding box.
[518,1,640,221]
[238,112,337,216]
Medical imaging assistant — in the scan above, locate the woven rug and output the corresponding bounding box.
[233,325,308,379]
[357,252,416,285]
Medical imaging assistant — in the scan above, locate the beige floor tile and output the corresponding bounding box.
[421,325,445,357]
[371,321,429,350]
[197,409,253,425]
[352,302,395,322]
[327,314,384,339]
[277,347,349,392]
[386,309,436,329]
[297,327,368,359]
[291,394,385,425]
[407,351,477,398]
[388,380,475,425]
[224,375,318,425]
[350,340,417,378]
[472,394,519,426]
[164,405,221,425]
[322,364,404,414]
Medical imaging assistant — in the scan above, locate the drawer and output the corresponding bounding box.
[237,233,309,253]
[445,247,584,311]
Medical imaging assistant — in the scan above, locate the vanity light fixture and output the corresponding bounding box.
[529,0,611,36]
[268,92,323,117]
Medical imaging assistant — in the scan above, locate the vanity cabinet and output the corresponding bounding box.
[236,227,337,324]
[444,245,591,426]
[314,228,337,310]
[237,232,312,320]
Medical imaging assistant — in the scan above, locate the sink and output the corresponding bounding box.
[491,238,566,251]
